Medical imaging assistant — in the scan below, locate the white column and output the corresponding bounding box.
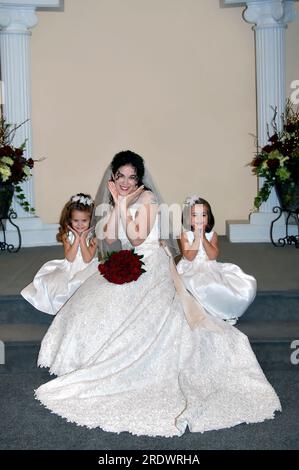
[245,0,296,215]
[0,5,37,218]
[224,0,297,242]
[0,0,61,246]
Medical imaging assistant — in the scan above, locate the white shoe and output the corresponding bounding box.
[224,317,238,326]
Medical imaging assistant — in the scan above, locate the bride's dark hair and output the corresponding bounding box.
[111,150,146,187]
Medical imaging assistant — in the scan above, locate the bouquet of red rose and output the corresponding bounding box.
[98,249,146,284]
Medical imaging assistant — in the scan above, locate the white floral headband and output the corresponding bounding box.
[71,195,93,206]
[184,195,200,207]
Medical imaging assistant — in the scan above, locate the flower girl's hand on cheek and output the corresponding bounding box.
[67,225,80,239]
[200,224,207,240]
[80,226,95,240]
[194,223,205,240]
[193,223,200,239]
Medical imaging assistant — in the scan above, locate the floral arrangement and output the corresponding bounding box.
[0,116,37,213]
[249,99,299,210]
[98,249,146,284]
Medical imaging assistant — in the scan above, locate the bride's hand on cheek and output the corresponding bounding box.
[123,185,144,208]
[108,181,120,205]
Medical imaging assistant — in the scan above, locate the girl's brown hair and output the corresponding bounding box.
[182,197,215,233]
[56,193,94,242]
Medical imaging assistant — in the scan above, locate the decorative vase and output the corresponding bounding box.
[0,182,14,220]
[275,180,299,212]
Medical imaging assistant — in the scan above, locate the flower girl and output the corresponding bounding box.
[177,196,256,324]
[21,193,98,315]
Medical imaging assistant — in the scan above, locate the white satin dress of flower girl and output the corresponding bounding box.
[21,232,98,315]
[177,230,257,322]
[35,196,280,437]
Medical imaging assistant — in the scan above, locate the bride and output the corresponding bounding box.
[35,150,281,437]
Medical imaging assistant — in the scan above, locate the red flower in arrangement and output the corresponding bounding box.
[0,117,42,213]
[249,99,299,209]
[98,249,146,284]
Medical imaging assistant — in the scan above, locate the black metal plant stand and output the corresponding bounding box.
[270,206,299,248]
[0,209,22,252]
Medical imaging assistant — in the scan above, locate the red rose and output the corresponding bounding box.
[98,250,145,284]
[262,145,273,153]
[269,133,278,143]
[285,123,296,133]
[0,145,14,157]
[252,156,263,168]
[267,158,280,172]
[27,158,34,168]
[14,148,24,157]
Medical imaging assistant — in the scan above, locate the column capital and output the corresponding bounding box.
[0,6,37,32]
[0,1,60,32]
[224,0,297,28]
[245,1,296,28]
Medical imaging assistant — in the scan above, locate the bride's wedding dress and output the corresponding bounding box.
[35,200,281,437]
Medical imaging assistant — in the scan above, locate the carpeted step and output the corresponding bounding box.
[1,291,299,325]
[0,324,48,374]
[1,321,298,374]
[0,296,52,325]
[250,341,298,371]
[0,343,41,374]
[1,321,298,343]
[0,339,295,374]
[0,324,48,342]
[1,291,298,374]
[237,320,299,340]
[244,291,299,321]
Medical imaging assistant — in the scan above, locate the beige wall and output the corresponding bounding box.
[31,0,299,234]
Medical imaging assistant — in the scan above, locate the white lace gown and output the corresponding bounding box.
[21,232,98,315]
[35,203,281,437]
[177,231,257,321]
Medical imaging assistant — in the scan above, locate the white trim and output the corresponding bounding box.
[0,1,60,7]
[2,218,59,246]
[226,219,298,242]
